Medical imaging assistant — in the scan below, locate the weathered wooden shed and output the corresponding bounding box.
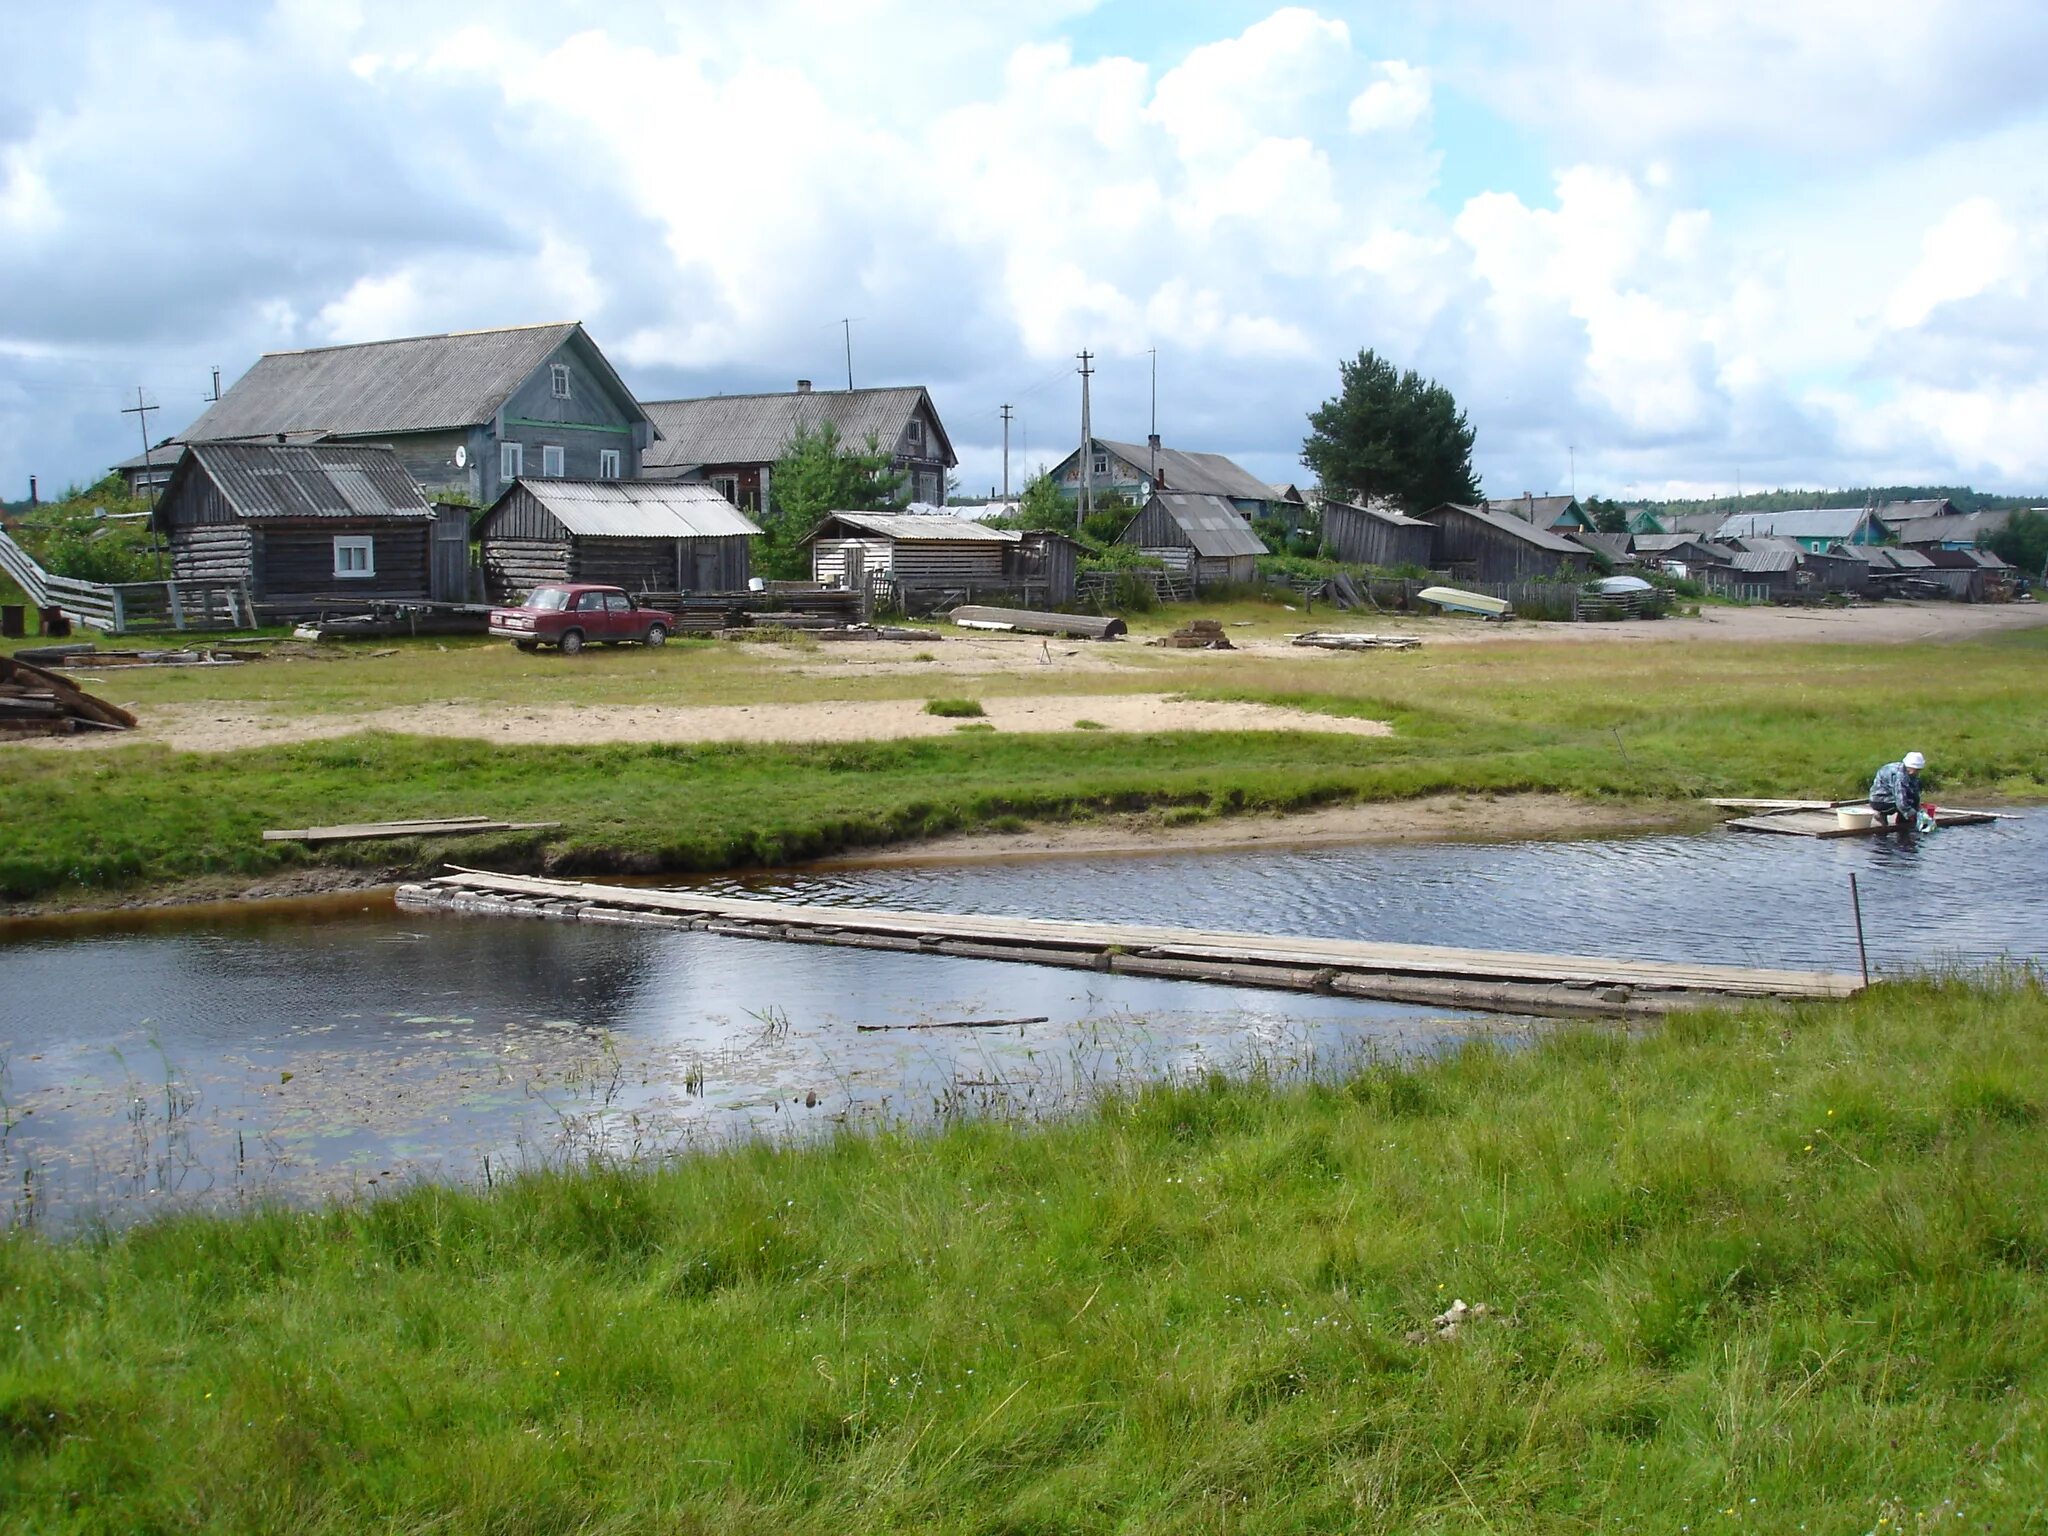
[1120,492,1268,587]
[1416,503,1592,584]
[154,441,434,610]
[1321,498,1435,570]
[1010,530,1081,606]
[477,479,760,601]
[806,512,1018,592]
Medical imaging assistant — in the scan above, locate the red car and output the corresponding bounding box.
[489,584,677,654]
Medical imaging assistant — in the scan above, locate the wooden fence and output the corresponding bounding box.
[0,527,253,633]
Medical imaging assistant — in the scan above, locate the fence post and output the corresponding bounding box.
[109,587,126,635]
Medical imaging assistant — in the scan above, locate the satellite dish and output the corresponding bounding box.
[454,446,468,469]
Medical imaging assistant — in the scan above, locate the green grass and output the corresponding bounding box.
[923,697,986,718]
[4,629,2045,904]
[2,975,2043,1530]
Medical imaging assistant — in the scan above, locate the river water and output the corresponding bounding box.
[1,815,2038,1230]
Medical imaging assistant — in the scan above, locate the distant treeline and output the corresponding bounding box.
[1613,484,2045,518]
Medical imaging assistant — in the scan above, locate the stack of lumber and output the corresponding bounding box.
[1152,618,1233,649]
[0,653,137,736]
[1290,631,1422,651]
[263,814,560,845]
[16,644,250,668]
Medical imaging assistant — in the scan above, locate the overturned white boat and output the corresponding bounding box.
[1417,585,1511,618]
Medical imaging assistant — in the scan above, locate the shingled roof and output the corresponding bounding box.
[177,323,646,441]
[640,387,956,472]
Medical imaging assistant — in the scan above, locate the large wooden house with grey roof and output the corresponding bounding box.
[1047,437,1279,521]
[153,441,439,608]
[1416,503,1593,584]
[154,322,655,508]
[639,383,957,512]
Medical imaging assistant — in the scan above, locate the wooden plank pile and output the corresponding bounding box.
[1152,618,1233,649]
[15,643,252,668]
[263,815,561,845]
[1290,632,1422,651]
[0,653,138,736]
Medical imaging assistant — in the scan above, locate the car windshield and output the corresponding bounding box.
[524,589,572,611]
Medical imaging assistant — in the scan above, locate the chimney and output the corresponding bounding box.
[27,475,36,505]
[795,379,812,394]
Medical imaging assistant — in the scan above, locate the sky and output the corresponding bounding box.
[4,0,2047,506]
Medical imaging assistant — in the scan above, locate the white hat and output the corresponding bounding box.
[1904,751,1926,771]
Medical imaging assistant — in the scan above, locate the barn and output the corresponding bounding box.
[153,441,436,611]
[477,480,760,602]
[1417,503,1592,584]
[1321,498,1435,570]
[806,511,1019,597]
[1119,492,1268,587]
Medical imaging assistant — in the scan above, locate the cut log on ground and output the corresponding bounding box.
[1291,632,1423,651]
[262,817,562,845]
[948,606,1126,640]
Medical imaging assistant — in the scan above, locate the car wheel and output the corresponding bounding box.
[512,639,538,653]
[645,623,668,647]
[559,629,585,655]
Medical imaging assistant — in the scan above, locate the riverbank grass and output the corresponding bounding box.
[1,975,2043,1530]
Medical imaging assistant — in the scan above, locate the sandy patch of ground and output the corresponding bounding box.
[36,691,1391,754]
[812,793,1710,867]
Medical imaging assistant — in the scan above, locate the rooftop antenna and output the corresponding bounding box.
[204,366,222,403]
[120,386,166,576]
[1569,445,1576,500]
[840,318,859,391]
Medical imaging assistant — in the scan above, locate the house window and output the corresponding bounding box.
[541,445,565,477]
[905,420,923,454]
[598,448,621,479]
[711,474,739,503]
[550,364,571,400]
[333,536,375,579]
[501,441,523,481]
[1092,453,1109,476]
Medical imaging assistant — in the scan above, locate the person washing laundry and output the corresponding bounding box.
[1868,751,1927,830]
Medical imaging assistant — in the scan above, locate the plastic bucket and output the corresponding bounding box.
[1836,806,1880,831]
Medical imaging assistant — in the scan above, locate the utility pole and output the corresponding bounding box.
[1148,347,1158,486]
[841,319,856,391]
[122,386,165,577]
[999,404,1013,500]
[1075,350,1094,532]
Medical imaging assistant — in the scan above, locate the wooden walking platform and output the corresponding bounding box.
[397,870,1863,1020]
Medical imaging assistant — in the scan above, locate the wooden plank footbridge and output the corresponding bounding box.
[397,870,1862,1020]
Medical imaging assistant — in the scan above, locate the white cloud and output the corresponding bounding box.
[1347,61,1430,135]
[1884,197,2024,329]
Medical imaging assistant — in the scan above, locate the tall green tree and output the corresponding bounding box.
[1006,468,1069,532]
[1988,508,2048,577]
[758,421,909,579]
[1302,350,1480,514]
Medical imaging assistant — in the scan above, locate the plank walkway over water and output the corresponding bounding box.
[1724,808,1999,839]
[398,869,1863,1020]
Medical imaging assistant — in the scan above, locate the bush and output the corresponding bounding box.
[922,698,985,718]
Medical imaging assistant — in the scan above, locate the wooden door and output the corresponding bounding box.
[429,506,470,602]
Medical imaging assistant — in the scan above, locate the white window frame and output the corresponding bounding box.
[1092,452,1109,476]
[711,474,739,504]
[598,448,621,479]
[904,420,923,453]
[333,535,375,579]
[501,441,523,481]
[541,444,565,477]
[550,363,571,400]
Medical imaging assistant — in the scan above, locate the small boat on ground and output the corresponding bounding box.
[1418,586,1511,618]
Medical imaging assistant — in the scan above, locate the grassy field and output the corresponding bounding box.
[5,625,2046,904]
[1,975,2042,1531]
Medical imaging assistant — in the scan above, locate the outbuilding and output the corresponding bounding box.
[806,511,1017,593]
[1321,498,1435,570]
[477,479,760,602]
[154,441,436,611]
[1119,492,1268,587]
[1416,503,1592,584]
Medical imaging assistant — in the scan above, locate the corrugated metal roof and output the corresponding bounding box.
[1712,508,1878,542]
[182,442,434,520]
[1484,495,1582,526]
[808,511,1017,543]
[1095,440,1274,502]
[179,323,645,440]
[1144,493,1268,558]
[505,480,761,539]
[641,388,956,470]
[1325,497,1429,528]
[1730,548,1799,573]
[1894,510,2012,545]
[1631,534,1712,553]
[1423,503,1587,556]
[1881,547,1935,569]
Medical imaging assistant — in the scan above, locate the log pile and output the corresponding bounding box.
[0,653,138,736]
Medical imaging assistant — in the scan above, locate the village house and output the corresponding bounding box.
[1892,509,2014,550]
[153,441,441,610]
[1119,491,1268,587]
[1630,533,1734,572]
[476,479,760,603]
[1320,498,1435,570]
[1484,494,1592,533]
[807,510,1013,593]
[1046,438,1278,521]
[1416,503,1592,584]
[1711,507,1886,550]
[140,323,655,508]
[639,384,956,512]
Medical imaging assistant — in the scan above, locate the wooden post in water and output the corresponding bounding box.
[1849,873,1870,987]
